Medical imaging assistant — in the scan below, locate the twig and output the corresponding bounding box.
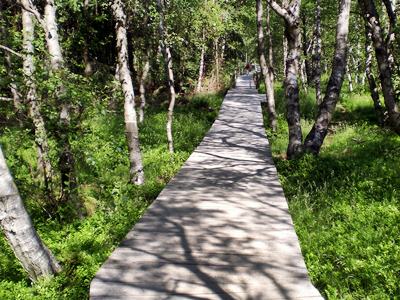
[0,45,23,58]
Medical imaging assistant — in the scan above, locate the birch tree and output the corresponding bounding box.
[365,26,385,125]
[22,7,54,197]
[267,0,303,158]
[359,0,400,134]
[112,0,144,185]
[19,0,77,204]
[257,0,277,131]
[304,0,351,154]
[156,0,177,153]
[313,0,322,105]
[0,146,60,281]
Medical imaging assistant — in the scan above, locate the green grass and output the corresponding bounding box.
[0,92,223,299]
[262,84,400,299]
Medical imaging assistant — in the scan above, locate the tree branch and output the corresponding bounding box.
[266,0,294,24]
[0,97,13,101]
[18,0,45,28]
[0,45,24,58]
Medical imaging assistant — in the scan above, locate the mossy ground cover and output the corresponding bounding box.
[0,92,223,299]
[261,83,400,299]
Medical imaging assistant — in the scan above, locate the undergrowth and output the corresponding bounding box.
[0,91,223,299]
[262,84,400,299]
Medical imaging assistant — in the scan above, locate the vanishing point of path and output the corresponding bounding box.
[90,75,323,299]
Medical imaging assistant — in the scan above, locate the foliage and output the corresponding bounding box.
[262,85,400,299]
[0,90,223,299]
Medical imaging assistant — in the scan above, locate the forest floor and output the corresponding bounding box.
[260,84,400,299]
[0,92,224,299]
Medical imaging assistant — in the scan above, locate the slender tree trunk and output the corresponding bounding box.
[257,0,277,131]
[346,64,354,92]
[214,38,220,89]
[382,0,397,69]
[0,146,60,281]
[359,0,400,133]
[196,31,206,93]
[266,5,275,81]
[22,8,54,198]
[301,12,313,84]
[83,0,94,76]
[313,0,322,105]
[365,27,385,125]
[112,0,144,185]
[284,20,303,158]
[42,0,78,204]
[304,0,351,154]
[0,5,22,112]
[157,0,176,153]
[268,0,303,158]
[139,52,150,123]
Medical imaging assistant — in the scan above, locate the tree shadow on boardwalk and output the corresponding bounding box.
[90,76,321,300]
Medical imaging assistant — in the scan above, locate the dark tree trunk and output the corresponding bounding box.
[304,0,351,154]
[359,0,400,133]
[365,27,385,125]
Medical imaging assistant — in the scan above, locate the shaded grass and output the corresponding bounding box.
[0,92,223,299]
[261,84,400,299]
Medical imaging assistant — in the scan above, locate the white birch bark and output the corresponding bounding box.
[313,0,322,105]
[139,53,150,123]
[267,0,303,158]
[22,8,54,196]
[196,45,205,93]
[304,0,352,154]
[157,0,176,153]
[112,0,145,185]
[0,146,60,281]
[257,0,277,131]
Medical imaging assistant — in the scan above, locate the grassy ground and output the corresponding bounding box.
[0,92,223,299]
[261,83,400,299]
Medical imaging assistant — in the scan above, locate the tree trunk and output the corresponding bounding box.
[365,26,385,125]
[266,5,275,81]
[214,38,220,89]
[257,0,277,131]
[196,31,206,93]
[359,0,400,133]
[284,20,303,158]
[157,0,176,153]
[112,0,145,185]
[346,64,354,92]
[268,0,303,158]
[0,5,22,113]
[83,0,94,76]
[22,8,54,198]
[44,0,63,70]
[301,12,313,84]
[42,0,78,204]
[139,52,150,123]
[304,0,351,154]
[0,146,60,281]
[313,0,322,105]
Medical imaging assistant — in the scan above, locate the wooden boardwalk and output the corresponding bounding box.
[90,75,323,299]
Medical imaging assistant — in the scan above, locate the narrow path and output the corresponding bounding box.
[90,75,322,299]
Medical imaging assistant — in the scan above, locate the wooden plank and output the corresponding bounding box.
[90,75,322,299]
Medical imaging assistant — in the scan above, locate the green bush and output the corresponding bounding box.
[0,88,223,299]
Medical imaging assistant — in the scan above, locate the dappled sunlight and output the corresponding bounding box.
[90,76,321,299]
